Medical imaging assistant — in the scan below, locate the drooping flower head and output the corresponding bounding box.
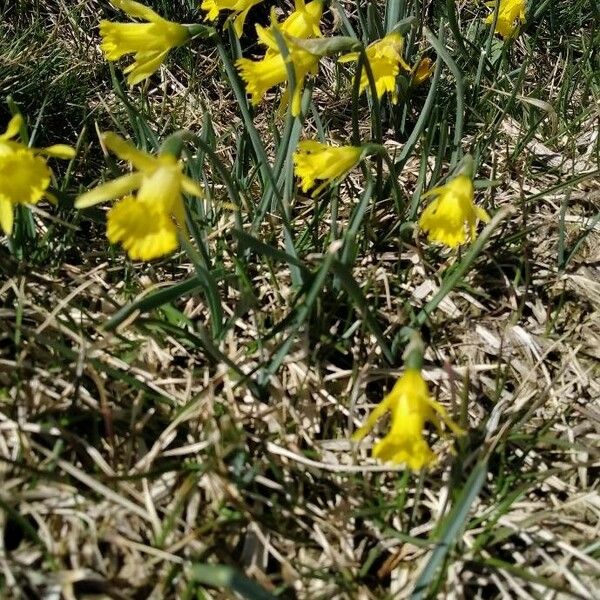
[236,27,320,117]
[485,0,526,39]
[100,0,191,85]
[418,168,490,248]
[0,115,75,236]
[293,140,363,197]
[339,32,411,104]
[201,0,264,37]
[75,133,202,261]
[353,368,464,470]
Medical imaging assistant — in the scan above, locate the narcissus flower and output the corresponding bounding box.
[0,115,75,236]
[236,33,320,117]
[258,0,323,49]
[201,0,263,37]
[339,32,411,104]
[485,0,526,39]
[353,369,464,470]
[75,133,202,261]
[418,174,490,248]
[100,0,191,85]
[293,140,362,196]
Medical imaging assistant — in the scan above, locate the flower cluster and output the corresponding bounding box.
[236,1,324,117]
[1,0,530,471]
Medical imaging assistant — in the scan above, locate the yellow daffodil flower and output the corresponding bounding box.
[100,0,191,85]
[75,133,202,261]
[280,0,323,38]
[339,32,411,104]
[293,140,362,196]
[485,0,526,39]
[0,115,75,236]
[236,32,320,117]
[418,173,490,248]
[353,369,464,470]
[258,0,323,51]
[201,0,263,37]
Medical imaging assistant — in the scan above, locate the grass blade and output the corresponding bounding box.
[410,459,488,598]
[188,564,276,600]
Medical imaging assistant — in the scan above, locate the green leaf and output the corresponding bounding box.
[410,459,488,598]
[104,276,207,331]
[188,564,277,600]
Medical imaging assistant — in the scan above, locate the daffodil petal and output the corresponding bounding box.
[1,115,24,141]
[0,197,14,235]
[421,185,443,198]
[352,394,393,442]
[45,191,58,206]
[426,398,465,436]
[75,173,143,208]
[102,133,157,172]
[338,52,358,63]
[182,177,203,197]
[111,0,164,23]
[232,13,245,37]
[124,50,169,85]
[476,206,491,222]
[40,144,76,159]
[256,24,279,52]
